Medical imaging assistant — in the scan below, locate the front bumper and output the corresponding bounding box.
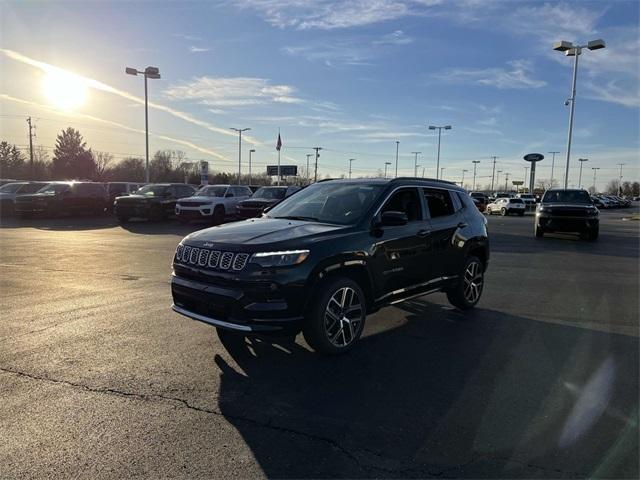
[114,203,152,217]
[536,214,599,233]
[236,206,263,219]
[171,274,304,334]
[175,205,215,218]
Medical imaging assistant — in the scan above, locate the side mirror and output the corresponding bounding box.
[225,193,234,198]
[380,211,408,226]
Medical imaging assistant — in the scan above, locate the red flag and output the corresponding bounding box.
[276,133,282,151]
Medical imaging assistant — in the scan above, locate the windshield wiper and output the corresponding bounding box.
[273,215,319,222]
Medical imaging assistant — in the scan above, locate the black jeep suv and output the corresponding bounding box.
[113,183,196,222]
[535,189,599,240]
[14,181,108,217]
[171,178,489,354]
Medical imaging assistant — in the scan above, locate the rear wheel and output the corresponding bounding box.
[446,255,484,310]
[501,207,507,216]
[486,206,492,215]
[212,205,225,225]
[303,277,366,355]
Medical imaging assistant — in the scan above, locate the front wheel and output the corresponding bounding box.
[303,277,366,355]
[486,207,492,215]
[446,255,484,310]
[212,205,225,226]
[501,208,507,216]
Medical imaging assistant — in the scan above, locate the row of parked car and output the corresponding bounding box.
[0,180,301,223]
[591,194,632,209]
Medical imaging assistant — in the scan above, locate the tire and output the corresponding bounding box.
[212,205,225,226]
[535,225,544,238]
[590,228,599,241]
[501,207,507,216]
[486,206,492,215]
[303,277,366,355]
[117,215,129,223]
[446,255,484,310]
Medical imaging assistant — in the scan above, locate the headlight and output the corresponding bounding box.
[250,250,309,267]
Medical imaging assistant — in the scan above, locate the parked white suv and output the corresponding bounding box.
[516,193,536,207]
[486,197,526,216]
[175,184,252,224]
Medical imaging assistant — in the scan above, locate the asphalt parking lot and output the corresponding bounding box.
[1,208,638,479]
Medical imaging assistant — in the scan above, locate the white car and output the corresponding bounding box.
[516,193,537,207]
[486,197,526,216]
[175,184,252,224]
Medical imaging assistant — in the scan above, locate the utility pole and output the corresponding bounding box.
[461,169,468,188]
[230,127,250,184]
[411,151,421,177]
[472,160,480,191]
[348,158,355,179]
[306,154,312,184]
[394,141,399,178]
[548,151,559,187]
[313,147,322,183]
[490,156,498,192]
[26,117,35,178]
[617,163,625,195]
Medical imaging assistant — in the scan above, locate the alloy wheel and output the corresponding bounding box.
[324,287,363,348]
[463,261,483,304]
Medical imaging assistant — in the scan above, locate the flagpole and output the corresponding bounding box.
[277,128,281,186]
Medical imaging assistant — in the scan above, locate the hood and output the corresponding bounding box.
[540,203,593,208]
[177,195,218,204]
[115,194,160,203]
[184,217,348,248]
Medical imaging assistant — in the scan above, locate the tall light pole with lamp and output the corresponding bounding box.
[384,162,392,179]
[428,125,451,179]
[440,167,446,180]
[394,141,400,178]
[496,170,503,190]
[461,169,468,188]
[348,158,355,179]
[230,127,250,184]
[548,151,560,187]
[591,167,600,192]
[472,160,480,191]
[578,158,589,188]
[248,149,255,186]
[553,39,606,188]
[306,154,312,184]
[125,66,161,183]
[617,163,625,195]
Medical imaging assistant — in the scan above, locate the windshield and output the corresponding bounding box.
[0,183,24,193]
[520,194,534,198]
[470,193,485,198]
[253,187,286,200]
[542,190,592,204]
[135,185,168,196]
[266,183,385,225]
[37,183,70,194]
[197,186,227,197]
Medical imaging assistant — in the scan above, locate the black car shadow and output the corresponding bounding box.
[212,300,638,478]
[0,214,118,231]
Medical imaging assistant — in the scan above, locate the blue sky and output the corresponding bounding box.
[1,0,638,189]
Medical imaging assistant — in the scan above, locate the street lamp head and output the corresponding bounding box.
[385,161,392,165]
[565,48,581,56]
[578,158,589,162]
[250,149,255,153]
[444,125,452,130]
[125,67,138,76]
[145,66,160,75]
[553,40,573,52]
[428,126,436,130]
[587,39,606,50]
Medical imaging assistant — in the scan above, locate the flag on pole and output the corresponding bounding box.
[276,133,282,151]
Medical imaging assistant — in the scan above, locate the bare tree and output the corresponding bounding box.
[94,151,114,180]
[605,179,620,195]
[536,178,559,191]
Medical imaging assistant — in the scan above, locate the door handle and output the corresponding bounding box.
[416,229,431,237]
[457,222,468,228]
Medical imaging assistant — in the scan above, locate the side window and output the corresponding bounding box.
[226,188,235,197]
[242,187,252,197]
[381,188,422,222]
[423,188,455,219]
[178,186,193,197]
[457,192,477,210]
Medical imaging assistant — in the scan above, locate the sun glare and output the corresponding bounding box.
[43,70,87,110]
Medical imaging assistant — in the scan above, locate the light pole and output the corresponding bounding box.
[504,172,510,191]
[548,151,560,187]
[440,167,446,180]
[230,127,250,184]
[553,39,606,188]
[126,66,161,183]
[411,151,421,177]
[490,156,498,191]
[592,167,600,192]
[524,166,529,191]
[394,141,400,178]
[348,158,355,179]
[496,170,502,190]
[248,149,255,186]
[306,154,312,184]
[472,160,480,191]
[578,158,589,188]
[461,169,468,189]
[428,125,451,179]
[617,163,625,194]
[384,162,392,179]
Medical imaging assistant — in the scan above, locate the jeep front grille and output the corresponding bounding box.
[174,245,250,272]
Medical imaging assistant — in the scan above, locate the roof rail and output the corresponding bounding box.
[390,176,458,185]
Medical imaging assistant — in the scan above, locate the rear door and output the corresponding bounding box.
[422,188,467,279]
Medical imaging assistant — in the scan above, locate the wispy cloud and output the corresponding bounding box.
[164,76,304,106]
[584,80,640,109]
[189,46,211,53]
[433,60,547,89]
[173,33,202,41]
[373,30,413,45]
[281,43,373,67]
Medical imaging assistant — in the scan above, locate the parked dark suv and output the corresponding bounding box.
[236,185,301,219]
[535,189,599,240]
[14,181,109,217]
[113,183,196,222]
[171,178,489,354]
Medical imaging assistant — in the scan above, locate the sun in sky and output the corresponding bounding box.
[42,69,88,110]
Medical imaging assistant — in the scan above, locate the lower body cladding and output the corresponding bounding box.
[537,215,599,233]
[171,274,304,335]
